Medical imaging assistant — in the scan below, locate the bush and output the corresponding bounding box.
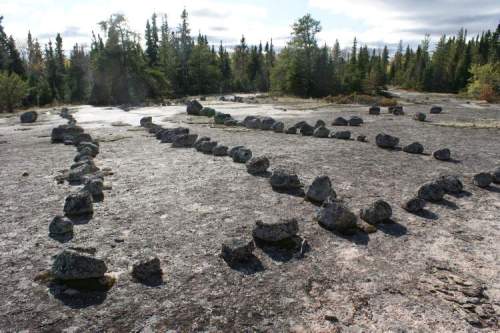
[467,63,500,102]
[0,72,28,112]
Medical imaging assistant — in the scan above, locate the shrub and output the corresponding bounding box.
[0,72,28,112]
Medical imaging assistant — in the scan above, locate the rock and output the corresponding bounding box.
[293,121,308,129]
[285,126,297,134]
[332,117,348,126]
[331,131,351,140]
[369,106,380,115]
[51,125,84,143]
[299,123,314,136]
[430,106,442,114]
[172,134,198,148]
[160,127,189,143]
[252,218,299,242]
[219,96,226,101]
[228,146,245,158]
[433,148,451,161]
[49,216,74,236]
[200,96,206,101]
[232,147,252,163]
[270,168,302,191]
[246,118,262,129]
[198,141,218,154]
[214,112,232,125]
[186,100,203,115]
[260,117,276,130]
[436,175,463,194]
[64,190,93,216]
[272,121,284,133]
[74,133,94,146]
[77,142,99,157]
[83,177,104,200]
[402,197,426,213]
[376,133,399,149]
[306,175,336,203]
[148,124,164,135]
[68,160,99,183]
[243,116,258,127]
[414,112,426,121]
[131,255,163,285]
[20,111,38,123]
[360,200,392,224]
[140,116,153,127]
[492,167,500,184]
[348,116,363,126]
[213,145,228,156]
[473,173,493,188]
[52,249,107,280]
[313,126,330,138]
[389,106,404,114]
[418,181,445,202]
[403,142,424,154]
[357,135,367,142]
[224,119,238,126]
[221,238,255,264]
[316,199,357,234]
[194,136,211,150]
[246,156,270,174]
[200,107,216,117]
[314,120,326,128]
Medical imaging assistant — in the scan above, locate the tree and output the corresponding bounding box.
[0,71,28,112]
[67,44,89,102]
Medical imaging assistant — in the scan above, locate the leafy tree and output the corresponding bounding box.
[0,71,28,112]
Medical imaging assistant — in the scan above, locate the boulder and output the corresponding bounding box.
[269,168,302,191]
[331,131,351,140]
[313,126,330,138]
[194,137,211,150]
[246,156,270,174]
[272,121,285,133]
[332,117,348,126]
[198,141,218,154]
[306,175,336,203]
[360,200,392,224]
[433,148,451,161]
[221,238,255,264]
[252,218,299,242]
[74,133,94,146]
[52,249,107,280]
[403,142,424,154]
[232,147,252,163]
[436,175,463,194]
[246,118,262,129]
[160,127,189,143]
[418,181,445,202]
[83,177,104,201]
[224,119,238,126]
[228,146,245,158]
[316,199,357,234]
[131,255,163,285]
[148,124,164,135]
[402,197,426,213]
[68,160,99,183]
[243,116,258,127]
[186,100,203,115]
[314,120,326,128]
[51,125,84,143]
[375,133,399,149]
[20,111,38,123]
[200,107,216,117]
[299,123,314,136]
[473,173,492,188]
[213,145,229,156]
[430,106,442,114]
[348,116,363,126]
[77,142,99,157]
[172,134,198,148]
[140,116,153,127]
[369,106,380,115]
[49,216,74,236]
[285,126,297,134]
[414,112,426,121]
[64,190,93,216]
[260,117,276,130]
[214,112,232,125]
[492,167,500,184]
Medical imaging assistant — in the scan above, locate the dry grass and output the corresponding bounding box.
[324,94,398,106]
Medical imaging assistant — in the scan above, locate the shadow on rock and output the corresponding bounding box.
[49,232,74,243]
[376,219,408,237]
[329,229,370,245]
[48,276,114,309]
[68,214,93,225]
[271,188,305,198]
[255,236,310,262]
[433,198,459,210]
[251,171,272,179]
[448,190,472,199]
[484,185,500,193]
[226,255,265,275]
[413,209,439,220]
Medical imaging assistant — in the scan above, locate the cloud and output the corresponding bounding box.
[191,8,228,19]
[209,26,228,32]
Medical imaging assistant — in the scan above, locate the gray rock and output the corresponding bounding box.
[198,141,218,154]
[369,106,380,115]
[414,112,426,121]
[314,120,326,128]
[51,125,84,143]
[74,133,95,146]
[331,131,351,140]
[492,167,500,184]
[436,175,463,194]
[213,145,228,156]
[260,117,276,130]
[20,111,38,123]
[77,142,99,157]
[160,127,189,143]
[221,238,255,264]
[49,216,74,235]
[473,173,492,188]
[293,121,308,129]
[360,200,392,224]
[246,118,262,129]
[299,123,314,136]
[84,177,104,200]
[433,148,451,161]
[269,168,302,190]
[224,119,238,126]
[131,255,163,285]
[430,106,442,114]
[172,134,198,148]
[376,133,399,149]
[200,107,216,117]
[313,126,330,138]
[349,116,363,126]
[232,148,252,163]
[357,135,367,142]
[402,197,426,213]
[246,156,270,174]
[64,190,93,216]
[214,112,232,125]
[389,106,404,115]
[194,137,211,150]
[228,146,245,158]
[68,160,99,183]
[316,199,357,234]
[285,126,297,134]
[332,117,348,126]
[272,121,284,133]
[186,100,203,115]
[52,249,107,280]
[252,218,299,242]
[243,116,258,127]
[306,175,336,203]
[418,181,445,202]
[403,142,424,154]
[140,116,153,127]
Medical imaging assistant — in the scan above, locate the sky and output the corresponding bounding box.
[1,0,499,52]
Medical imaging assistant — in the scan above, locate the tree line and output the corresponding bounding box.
[0,12,499,112]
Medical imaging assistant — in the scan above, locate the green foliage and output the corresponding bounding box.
[0,71,28,112]
[467,63,500,101]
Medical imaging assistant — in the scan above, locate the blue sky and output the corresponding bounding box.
[1,0,499,52]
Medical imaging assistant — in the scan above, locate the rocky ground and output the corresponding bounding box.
[0,91,499,332]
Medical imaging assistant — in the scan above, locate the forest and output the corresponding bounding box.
[0,11,499,112]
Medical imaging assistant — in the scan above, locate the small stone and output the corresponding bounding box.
[492,167,500,184]
[213,145,228,156]
[198,141,218,154]
[306,175,336,203]
[221,238,255,264]
[270,168,302,191]
[172,134,198,148]
[64,190,93,216]
[430,106,442,114]
[285,126,297,134]
[140,117,153,127]
[313,126,330,138]
[433,148,451,161]
[272,121,284,133]
[436,175,463,194]
[332,117,348,126]
[369,106,380,115]
[357,135,367,142]
[131,255,163,285]
[20,111,38,123]
[403,142,424,154]
[232,148,252,163]
[389,106,404,115]
[349,116,363,126]
[252,218,299,242]
[360,200,392,224]
[317,199,357,234]
[52,249,107,280]
[331,131,351,140]
[418,181,445,202]
[299,123,314,136]
[186,100,203,115]
[402,197,426,213]
[246,156,270,174]
[473,173,492,188]
[314,120,326,128]
[49,216,74,235]
[22,172,29,177]
[414,112,426,121]
[357,220,378,233]
[376,133,399,149]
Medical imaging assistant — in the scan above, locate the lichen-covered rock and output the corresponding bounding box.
[131,255,162,285]
[252,218,299,242]
[269,168,302,191]
[376,133,399,149]
[360,200,392,224]
[306,175,336,203]
[316,199,357,234]
[20,111,38,123]
[430,106,442,114]
[140,116,153,127]
[473,173,492,188]
[198,141,218,154]
[369,106,380,115]
[214,112,232,125]
[285,126,297,134]
[213,145,228,156]
[332,117,348,126]
[436,175,463,194]
[49,216,74,236]
[414,112,426,121]
[331,131,351,140]
[200,107,216,117]
[186,100,203,115]
[232,147,252,163]
[418,181,445,202]
[272,121,284,133]
[402,197,426,213]
[403,142,424,154]
[492,167,500,184]
[64,190,93,216]
[260,117,276,130]
[299,123,314,136]
[433,148,451,161]
[246,156,270,174]
[172,134,198,148]
[349,116,363,126]
[313,126,330,138]
[221,238,255,264]
[52,249,107,280]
